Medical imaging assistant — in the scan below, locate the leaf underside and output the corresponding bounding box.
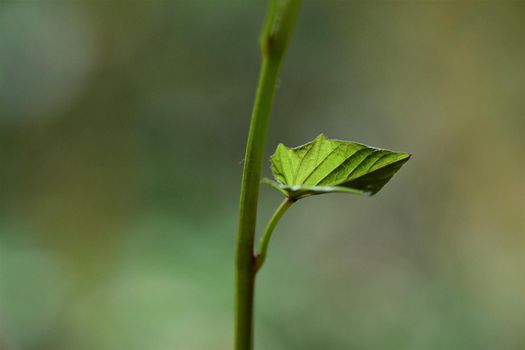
[264,134,410,200]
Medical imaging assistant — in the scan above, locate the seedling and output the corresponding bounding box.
[234,1,410,349]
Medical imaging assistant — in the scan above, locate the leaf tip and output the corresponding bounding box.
[275,142,287,151]
[401,152,412,163]
[316,133,327,141]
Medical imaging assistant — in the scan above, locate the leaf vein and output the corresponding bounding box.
[302,142,343,185]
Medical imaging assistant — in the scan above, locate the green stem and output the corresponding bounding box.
[234,56,281,350]
[234,1,302,350]
[255,198,295,272]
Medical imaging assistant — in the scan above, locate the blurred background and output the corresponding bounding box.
[0,1,523,349]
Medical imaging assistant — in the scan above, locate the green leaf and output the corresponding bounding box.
[264,134,410,199]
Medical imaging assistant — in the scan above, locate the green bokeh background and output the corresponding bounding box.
[0,1,523,349]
